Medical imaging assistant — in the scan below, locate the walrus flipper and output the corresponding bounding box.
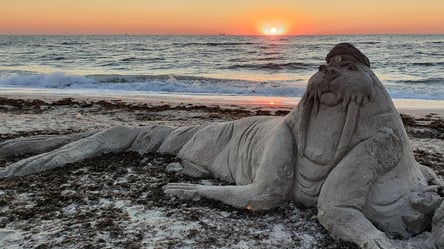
[318,127,443,248]
[0,129,100,157]
[0,126,143,178]
[164,183,266,209]
[318,128,409,249]
[163,179,291,210]
[432,202,444,249]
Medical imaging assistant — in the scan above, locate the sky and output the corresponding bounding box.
[1,0,443,35]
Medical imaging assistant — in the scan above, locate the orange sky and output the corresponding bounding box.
[1,0,443,35]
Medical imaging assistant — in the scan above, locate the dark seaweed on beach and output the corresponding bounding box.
[0,151,359,248]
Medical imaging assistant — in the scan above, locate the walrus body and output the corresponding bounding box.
[1,43,443,249]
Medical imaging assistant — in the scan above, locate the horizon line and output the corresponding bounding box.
[1,32,444,36]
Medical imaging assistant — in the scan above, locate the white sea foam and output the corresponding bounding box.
[0,71,443,100]
[0,72,95,88]
[0,72,308,97]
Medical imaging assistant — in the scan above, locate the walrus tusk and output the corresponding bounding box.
[298,98,313,155]
[342,95,350,112]
[313,96,320,116]
[334,100,359,163]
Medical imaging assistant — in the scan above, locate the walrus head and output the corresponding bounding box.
[302,43,373,112]
[297,43,382,163]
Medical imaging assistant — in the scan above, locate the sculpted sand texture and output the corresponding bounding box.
[1,43,443,249]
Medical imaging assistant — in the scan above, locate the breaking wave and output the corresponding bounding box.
[0,72,308,97]
[226,62,315,71]
[1,72,443,100]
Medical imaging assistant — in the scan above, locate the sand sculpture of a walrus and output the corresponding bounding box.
[1,43,444,249]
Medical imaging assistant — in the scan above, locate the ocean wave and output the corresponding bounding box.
[262,52,282,56]
[228,56,285,62]
[120,57,139,62]
[119,57,165,62]
[0,72,308,97]
[387,87,444,100]
[132,47,152,51]
[101,57,165,66]
[384,79,444,100]
[173,42,257,47]
[61,42,90,46]
[226,62,314,71]
[228,58,248,62]
[257,56,285,61]
[399,78,444,84]
[356,41,381,45]
[259,44,282,49]
[0,72,95,88]
[1,72,443,100]
[410,62,444,67]
[427,41,444,44]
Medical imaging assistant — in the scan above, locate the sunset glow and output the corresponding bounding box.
[0,0,443,35]
[261,24,286,35]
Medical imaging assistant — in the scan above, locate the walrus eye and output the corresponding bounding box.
[339,62,358,71]
[346,63,358,71]
[334,55,342,62]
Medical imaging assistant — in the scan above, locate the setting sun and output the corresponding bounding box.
[261,23,286,35]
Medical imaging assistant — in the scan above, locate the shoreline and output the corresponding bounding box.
[1,90,444,117]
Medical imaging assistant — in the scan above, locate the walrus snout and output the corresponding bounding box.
[323,67,340,82]
[318,66,343,106]
[320,92,341,106]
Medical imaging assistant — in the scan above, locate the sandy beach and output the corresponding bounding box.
[0,94,443,249]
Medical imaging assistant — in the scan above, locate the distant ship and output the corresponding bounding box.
[219,33,226,36]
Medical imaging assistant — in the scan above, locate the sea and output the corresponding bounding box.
[0,35,443,100]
